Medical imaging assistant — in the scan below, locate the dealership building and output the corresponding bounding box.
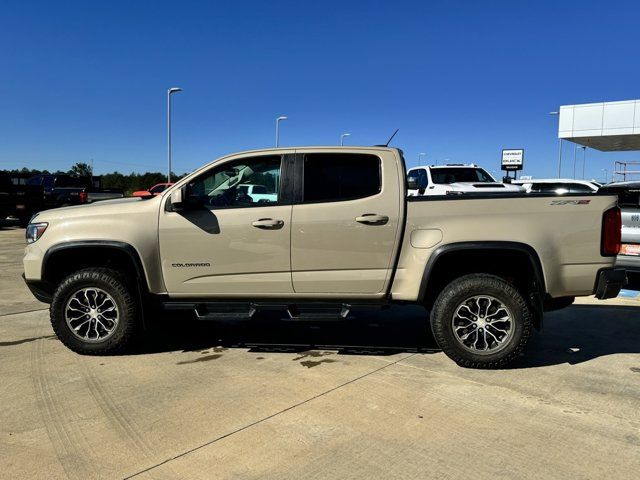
[558,99,640,180]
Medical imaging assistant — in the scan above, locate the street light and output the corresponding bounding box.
[167,87,182,183]
[340,133,351,146]
[549,111,562,178]
[418,152,426,164]
[572,144,580,179]
[580,146,587,179]
[275,116,287,147]
[601,168,608,183]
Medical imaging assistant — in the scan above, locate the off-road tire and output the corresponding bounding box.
[50,268,140,354]
[430,274,533,369]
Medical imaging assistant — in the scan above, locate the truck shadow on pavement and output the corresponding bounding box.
[517,304,640,369]
[142,305,440,357]
[138,303,640,369]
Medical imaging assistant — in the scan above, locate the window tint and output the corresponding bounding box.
[415,169,428,188]
[568,184,594,193]
[617,189,640,207]
[430,168,495,184]
[302,154,381,203]
[0,173,11,188]
[27,176,43,186]
[56,176,91,188]
[186,156,281,208]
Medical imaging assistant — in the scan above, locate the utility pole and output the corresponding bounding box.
[275,116,287,147]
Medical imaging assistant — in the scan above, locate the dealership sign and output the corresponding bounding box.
[501,149,524,171]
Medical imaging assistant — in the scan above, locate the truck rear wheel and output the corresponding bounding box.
[430,274,532,369]
[50,268,140,354]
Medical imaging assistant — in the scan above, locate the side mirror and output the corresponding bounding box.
[170,188,184,211]
[407,177,419,190]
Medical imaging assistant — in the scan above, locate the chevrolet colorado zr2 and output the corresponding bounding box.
[23,147,625,368]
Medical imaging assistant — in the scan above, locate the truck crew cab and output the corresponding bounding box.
[23,147,625,368]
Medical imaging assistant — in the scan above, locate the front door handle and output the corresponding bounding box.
[252,218,284,229]
[355,214,389,225]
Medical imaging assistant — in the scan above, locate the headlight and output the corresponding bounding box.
[26,222,48,244]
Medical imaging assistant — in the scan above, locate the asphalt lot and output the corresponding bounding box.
[1,222,640,479]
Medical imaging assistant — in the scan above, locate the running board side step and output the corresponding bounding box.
[160,302,366,321]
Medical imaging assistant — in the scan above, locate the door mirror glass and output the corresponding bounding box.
[170,188,184,211]
[407,176,419,190]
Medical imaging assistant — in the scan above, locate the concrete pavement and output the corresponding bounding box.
[1,226,639,479]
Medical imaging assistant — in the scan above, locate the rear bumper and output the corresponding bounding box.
[593,268,627,300]
[616,255,640,273]
[22,274,52,304]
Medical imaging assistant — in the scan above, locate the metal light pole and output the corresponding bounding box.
[418,152,426,164]
[167,87,182,183]
[581,146,587,179]
[275,116,287,147]
[573,144,579,179]
[340,133,351,146]
[601,168,608,183]
[549,111,562,178]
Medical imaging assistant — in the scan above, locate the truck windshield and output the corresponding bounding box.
[431,168,495,184]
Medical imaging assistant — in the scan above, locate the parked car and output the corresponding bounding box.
[132,183,173,197]
[0,171,45,227]
[236,183,278,203]
[23,147,624,368]
[407,164,524,196]
[513,178,600,194]
[27,174,124,208]
[600,181,640,285]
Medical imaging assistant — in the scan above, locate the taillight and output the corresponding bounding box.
[79,191,88,203]
[601,207,621,256]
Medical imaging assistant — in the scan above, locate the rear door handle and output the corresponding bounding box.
[355,214,389,224]
[252,218,284,229]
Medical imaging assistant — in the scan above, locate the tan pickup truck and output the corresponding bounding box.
[23,147,625,368]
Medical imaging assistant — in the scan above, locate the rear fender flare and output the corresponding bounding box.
[418,241,547,303]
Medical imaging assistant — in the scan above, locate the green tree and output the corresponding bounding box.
[68,162,93,177]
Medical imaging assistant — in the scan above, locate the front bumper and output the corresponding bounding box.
[22,274,52,303]
[593,268,627,300]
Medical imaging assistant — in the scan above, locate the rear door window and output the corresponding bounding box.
[302,153,381,203]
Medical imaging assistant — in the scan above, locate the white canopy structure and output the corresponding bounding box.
[559,100,640,151]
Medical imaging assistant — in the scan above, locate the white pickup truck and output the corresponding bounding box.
[407,164,524,196]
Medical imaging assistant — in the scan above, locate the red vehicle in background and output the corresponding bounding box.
[132,183,173,197]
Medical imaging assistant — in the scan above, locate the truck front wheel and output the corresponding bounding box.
[430,274,533,369]
[50,268,140,354]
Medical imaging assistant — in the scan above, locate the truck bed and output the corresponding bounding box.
[392,192,618,300]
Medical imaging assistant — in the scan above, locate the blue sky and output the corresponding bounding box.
[0,0,639,181]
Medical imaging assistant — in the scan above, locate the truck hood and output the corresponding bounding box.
[31,196,159,223]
